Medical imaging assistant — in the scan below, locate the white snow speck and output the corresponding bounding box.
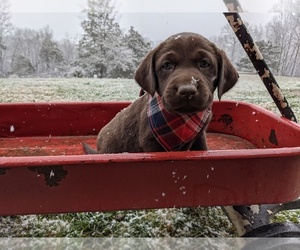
[191,76,199,85]
[50,170,55,178]
[10,125,15,132]
[174,35,181,40]
[162,192,166,197]
[211,167,214,171]
[206,175,210,179]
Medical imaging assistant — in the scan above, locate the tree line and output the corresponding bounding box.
[1,0,300,78]
[0,0,152,78]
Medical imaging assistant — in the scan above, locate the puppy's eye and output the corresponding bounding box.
[198,59,211,68]
[161,61,174,71]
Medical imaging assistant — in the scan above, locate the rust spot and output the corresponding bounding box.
[269,129,278,146]
[28,166,67,187]
[0,168,8,175]
[218,114,233,126]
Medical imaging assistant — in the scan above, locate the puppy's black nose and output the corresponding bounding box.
[177,85,197,99]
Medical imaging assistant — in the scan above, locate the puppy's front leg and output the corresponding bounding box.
[190,133,208,151]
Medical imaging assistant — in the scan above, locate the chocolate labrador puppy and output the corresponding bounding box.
[83,32,239,154]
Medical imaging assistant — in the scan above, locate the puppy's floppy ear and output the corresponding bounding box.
[134,49,157,96]
[214,50,239,100]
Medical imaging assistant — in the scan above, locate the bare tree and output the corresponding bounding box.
[210,22,264,66]
[210,24,241,64]
[0,0,12,76]
[266,0,300,76]
[58,33,78,65]
[289,1,300,76]
[266,14,287,74]
[8,28,42,76]
[8,26,66,77]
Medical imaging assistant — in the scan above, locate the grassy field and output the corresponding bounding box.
[0,74,300,237]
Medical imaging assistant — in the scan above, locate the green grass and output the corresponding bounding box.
[0,75,300,237]
[0,78,140,103]
[0,208,236,237]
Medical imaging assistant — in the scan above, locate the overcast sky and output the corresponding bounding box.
[10,0,277,41]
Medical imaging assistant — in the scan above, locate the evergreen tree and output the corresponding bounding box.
[236,56,255,73]
[78,0,134,78]
[124,26,152,67]
[105,22,135,78]
[12,55,35,77]
[39,27,64,75]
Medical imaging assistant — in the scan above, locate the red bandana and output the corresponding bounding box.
[147,93,211,151]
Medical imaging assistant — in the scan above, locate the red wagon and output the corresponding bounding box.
[1,0,300,242]
[0,100,300,214]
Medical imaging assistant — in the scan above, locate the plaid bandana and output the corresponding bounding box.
[147,93,211,151]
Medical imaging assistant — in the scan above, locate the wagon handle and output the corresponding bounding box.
[221,0,300,237]
[223,0,298,123]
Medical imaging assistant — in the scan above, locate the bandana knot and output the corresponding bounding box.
[147,93,211,151]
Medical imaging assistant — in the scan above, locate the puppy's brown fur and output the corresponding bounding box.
[83,32,239,154]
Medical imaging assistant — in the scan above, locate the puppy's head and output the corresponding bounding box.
[135,32,239,114]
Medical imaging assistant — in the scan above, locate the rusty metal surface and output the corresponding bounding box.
[223,11,297,122]
[0,101,299,216]
[223,0,243,12]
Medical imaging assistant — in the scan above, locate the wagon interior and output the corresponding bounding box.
[0,100,299,157]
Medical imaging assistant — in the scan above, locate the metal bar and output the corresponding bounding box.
[222,0,297,122]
